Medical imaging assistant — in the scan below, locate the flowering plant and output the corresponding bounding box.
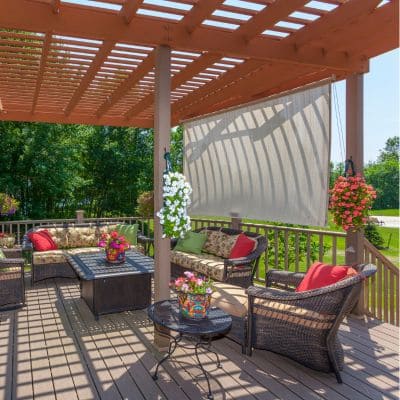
[0,193,19,216]
[329,174,376,231]
[171,271,214,295]
[156,172,192,239]
[98,231,130,252]
[0,232,16,248]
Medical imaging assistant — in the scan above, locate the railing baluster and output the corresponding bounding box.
[389,271,394,325]
[319,233,324,262]
[306,233,311,268]
[332,236,337,265]
[396,273,399,327]
[371,257,376,318]
[274,229,279,269]
[383,261,388,323]
[377,260,382,321]
[284,230,289,271]
[264,228,269,276]
[294,233,299,272]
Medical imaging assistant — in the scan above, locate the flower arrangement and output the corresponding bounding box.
[98,231,130,263]
[171,271,214,295]
[172,271,214,319]
[156,172,192,239]
[0,193,19,216]
[329,174,376,231]
[0,232,16,248]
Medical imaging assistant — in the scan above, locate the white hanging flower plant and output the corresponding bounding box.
[156,172,192,239]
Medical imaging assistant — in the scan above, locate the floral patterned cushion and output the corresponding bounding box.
[45,227,69,248]
[201,229,239,258]
[67,227,98,248]
[171,250,226,281]
[33,250,67,265]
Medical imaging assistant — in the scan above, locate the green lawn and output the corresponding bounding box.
[370,209,399,216]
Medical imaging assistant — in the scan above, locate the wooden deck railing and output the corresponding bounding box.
[0,216,153,245]
[362,238,399,326]
[1,215,398,326]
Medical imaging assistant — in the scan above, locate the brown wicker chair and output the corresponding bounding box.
[0,248,25,310]
[246,264,377,383]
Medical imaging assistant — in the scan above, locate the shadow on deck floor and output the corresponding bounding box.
[0,278,398,400]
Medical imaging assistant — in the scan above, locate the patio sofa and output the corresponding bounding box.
[171,226,267,288]
[22,223,142,284]
[210,263,377,383]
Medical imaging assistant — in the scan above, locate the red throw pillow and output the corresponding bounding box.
[229,233,256,259]
[28,230,58,251]
[296,262,350,292]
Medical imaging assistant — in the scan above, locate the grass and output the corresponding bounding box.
[370,209,399,216]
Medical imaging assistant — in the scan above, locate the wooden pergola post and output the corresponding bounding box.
[153,45,171,347]
[345,73,364,315]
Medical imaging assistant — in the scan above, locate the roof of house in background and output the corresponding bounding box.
[0,0,397,128]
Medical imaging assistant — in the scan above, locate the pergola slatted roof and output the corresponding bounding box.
[0,0,397,128]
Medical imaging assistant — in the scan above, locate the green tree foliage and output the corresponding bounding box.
[0,122,155,218]
[364,136,399,209]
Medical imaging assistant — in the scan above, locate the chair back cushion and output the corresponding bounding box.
[202,229,239,258]
[28,230,58,251]
[115,224,138,245]
[296,262,351,292]
[67,226,98,248]
[174,232,207,254]
[46,227,69,248]
[229,233,257,258]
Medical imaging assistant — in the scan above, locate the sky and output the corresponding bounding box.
[331,49,399,164]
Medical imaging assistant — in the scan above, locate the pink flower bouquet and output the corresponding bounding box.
[329,174,376,231]
[98,231,130,263]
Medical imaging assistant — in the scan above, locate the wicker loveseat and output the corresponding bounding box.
[171,227,267,288]
[245,264,377,383]
[23,223,141,284]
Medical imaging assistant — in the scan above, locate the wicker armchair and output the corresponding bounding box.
[246,264,377,383]
[0,248,25,310]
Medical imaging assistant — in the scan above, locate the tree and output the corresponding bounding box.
[364,136,399,209]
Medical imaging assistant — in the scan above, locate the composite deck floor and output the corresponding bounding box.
[0,278,398,400]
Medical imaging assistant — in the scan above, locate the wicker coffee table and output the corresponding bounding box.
[68,250,154,319]
[148,300,232,400]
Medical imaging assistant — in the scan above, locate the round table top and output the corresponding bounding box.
[148,299,232,337]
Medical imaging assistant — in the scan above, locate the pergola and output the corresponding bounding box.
[0,0,398,339]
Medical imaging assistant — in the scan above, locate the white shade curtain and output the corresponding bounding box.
[183,84,331,226]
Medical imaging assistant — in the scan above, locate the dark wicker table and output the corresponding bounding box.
[68,250,154,319]
[148,300,232,400]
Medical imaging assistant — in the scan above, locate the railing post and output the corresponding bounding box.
[230,216,242,230]
[76,210,84,224]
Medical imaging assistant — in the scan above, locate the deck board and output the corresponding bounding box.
[1,278,398,400]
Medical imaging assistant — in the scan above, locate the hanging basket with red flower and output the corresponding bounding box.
[329,174,376,232]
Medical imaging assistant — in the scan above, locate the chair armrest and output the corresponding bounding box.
[247,285,296,301]
[266,269,305,289]
[2,248,23,258]
[224,257,253,267]
[0,258,25,268]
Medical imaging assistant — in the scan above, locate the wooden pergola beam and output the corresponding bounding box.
[31,32,52,114]
[0,0,368,72]
[64,40,115,116]
[237,0,308,42]
[96,51,155,118]
[125,52,221,119]
[119,0,143,25]
[182,0,225,33]
[0,110,152,127]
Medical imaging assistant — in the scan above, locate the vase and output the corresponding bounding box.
[105,248,126,264]
[178,292,211,320]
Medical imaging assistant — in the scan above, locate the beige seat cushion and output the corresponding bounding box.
[212,282,248,318]
[33,250,67,265]
[66,247,103,256]
[171,250,226,281]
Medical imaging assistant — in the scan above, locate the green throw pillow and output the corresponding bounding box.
[174,232,207,254]
[116,224,139,245]
[0,249,4,259]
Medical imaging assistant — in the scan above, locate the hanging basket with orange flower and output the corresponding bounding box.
[329,174,376,232]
